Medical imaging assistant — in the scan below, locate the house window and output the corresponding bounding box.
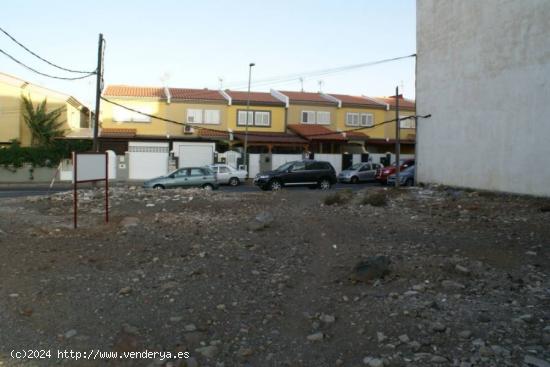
[237,110,271,127]
[187,109,203,124]
[346,112,360,126]
[399,115,416,129]
[204,109,220,124]
[113,106,152,123]
[255,111,270,126]
[316,111,331,125]
[237,110,254,126]
[360,113,374,127]
[301,111,316,124]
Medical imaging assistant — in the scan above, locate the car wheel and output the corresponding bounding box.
[350,176,359,184]
[405,178,414,186]
[269,180,282,191]
[153,184,165,190]
[202,184,214,191]
[228,177,240,186]
[318,178,331,190]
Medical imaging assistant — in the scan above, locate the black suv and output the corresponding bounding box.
[253,160,337,191]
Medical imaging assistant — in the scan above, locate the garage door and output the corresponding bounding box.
[178,144,214,168]
[128,142,169,180]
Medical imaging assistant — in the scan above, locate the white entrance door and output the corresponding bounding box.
[128,142,169,180]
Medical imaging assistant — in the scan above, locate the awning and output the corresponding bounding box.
[287,124,346,141]
[287,124,369,142]
[100,128,137,138]
[234,132,307,144]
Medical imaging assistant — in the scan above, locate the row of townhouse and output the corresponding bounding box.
[99,85,416,156]
[0,72,91,146]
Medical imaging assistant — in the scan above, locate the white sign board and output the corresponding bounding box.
[74,153,107,182]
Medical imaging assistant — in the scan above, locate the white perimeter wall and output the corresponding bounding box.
[416,0,550,196]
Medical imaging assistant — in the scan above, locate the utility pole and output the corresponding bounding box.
[243,63,255,171]
[299,77,304,92]
[92,33,104,152]
[394,86,401,187]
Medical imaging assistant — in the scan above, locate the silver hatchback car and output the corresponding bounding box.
[143,167,219,190]
[338,162,383,184]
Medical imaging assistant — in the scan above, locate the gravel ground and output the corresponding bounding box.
[0,185,549,367]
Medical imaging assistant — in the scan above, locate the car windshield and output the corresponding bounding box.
[275,161,295,172]
[348,163,363,170]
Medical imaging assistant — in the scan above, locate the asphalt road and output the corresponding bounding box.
[0,181,381,198]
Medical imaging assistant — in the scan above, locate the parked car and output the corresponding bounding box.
[338,162,383,183]
[143,167,219,190]
[376,158,415,184]
[207,164,248,186]
[253,160,337,191]
[387,165,415,186]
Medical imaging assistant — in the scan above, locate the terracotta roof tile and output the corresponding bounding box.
[373,95,416,110]
[225,90,283,105]
[197,129,229,139]
[103,85,226,102]
[169,88,226,101]
[344,130,369,140]
[103,85,164,98]
[279,91,337,105]
[233,132,307,144]
[287,124,346,141]
[328,94,386,108]
[100,128,137,137]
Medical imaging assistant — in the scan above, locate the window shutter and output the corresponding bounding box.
[317,111,330,125]
[204,110,220,124]
[187,109,203,124]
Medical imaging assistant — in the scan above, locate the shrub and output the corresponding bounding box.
[323,189,353,206]
[0,139,92,168]
[360,191,388,207]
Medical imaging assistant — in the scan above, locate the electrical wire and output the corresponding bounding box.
[226,54,416,90]
[100,96,425,140]
[101,53,416,102]
[0,48,96,80]
[0,26,96,74]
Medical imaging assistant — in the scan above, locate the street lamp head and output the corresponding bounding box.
[249,63,255,67]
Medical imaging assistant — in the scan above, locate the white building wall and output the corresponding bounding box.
[416,0,550,196]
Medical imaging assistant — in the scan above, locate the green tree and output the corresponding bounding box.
[21,94,66,147]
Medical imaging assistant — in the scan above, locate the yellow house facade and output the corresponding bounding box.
[100,86,307,154]
[0,72,90,146]
[373,95,417,154]
[100,84,415,155]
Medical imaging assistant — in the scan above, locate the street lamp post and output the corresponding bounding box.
[243,62,255,172]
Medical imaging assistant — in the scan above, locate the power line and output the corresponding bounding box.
[101,96,238,135]
[100,96,425,139]
[98,54,416,102]
[0,26,96,74]
[0,48,96,80]
[227,54,416,90]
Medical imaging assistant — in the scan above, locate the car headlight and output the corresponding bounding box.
[257,175,269,179]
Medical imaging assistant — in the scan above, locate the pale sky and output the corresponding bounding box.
[1,0,416,108]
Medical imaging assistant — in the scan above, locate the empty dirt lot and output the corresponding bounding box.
[0,186,549,367]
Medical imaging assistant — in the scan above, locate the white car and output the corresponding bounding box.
[207,164,248,186]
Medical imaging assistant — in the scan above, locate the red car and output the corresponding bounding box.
[376,158,415,184]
